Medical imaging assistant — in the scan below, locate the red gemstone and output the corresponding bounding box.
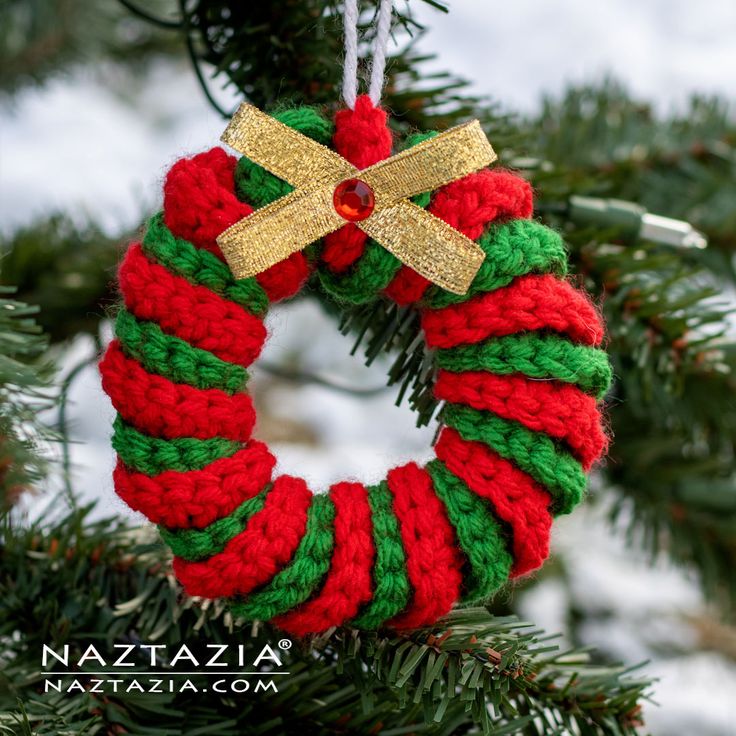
[333,178,375,222]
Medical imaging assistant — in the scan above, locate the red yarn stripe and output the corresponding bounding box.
[113,441,275,529]
[173,475,312,599]
[119,244,267,367]
[333,95,394,169]
[434,428,552,577]
[320,95,393,273]
[422,273,605,349]
[320,224,368,274]
[385,169,535,305]
[434,371,608,471]
[275,481,375,636]
[163,147,310,302]
[431,169,534,240]
[163,147,247,260]
[100,341,255,442]
[385,463,463,629]
[254,251,311,303]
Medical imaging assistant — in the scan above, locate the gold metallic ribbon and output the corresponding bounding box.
[217,103,497,294]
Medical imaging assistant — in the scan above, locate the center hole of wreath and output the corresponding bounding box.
[333,178,375,222]
[253,300,435,489]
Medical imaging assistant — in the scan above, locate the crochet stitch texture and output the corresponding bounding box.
[100,96,611,636]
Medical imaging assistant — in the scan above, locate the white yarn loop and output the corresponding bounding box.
[368,0,394,104]
[342,0,394,109]
[341,0,360,109]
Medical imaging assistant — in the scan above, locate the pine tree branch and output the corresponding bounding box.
[497,87,736,616]
[0,0,181,93]
[125,0,489,131]
[0,288,55,507]
[0,214,123,342]
[0,502,652,735]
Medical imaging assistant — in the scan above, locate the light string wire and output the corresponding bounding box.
[342,0,395,109]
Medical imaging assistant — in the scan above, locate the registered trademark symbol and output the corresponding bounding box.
[278,639,292,650]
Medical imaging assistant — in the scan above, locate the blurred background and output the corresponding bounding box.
[1,1,735,734]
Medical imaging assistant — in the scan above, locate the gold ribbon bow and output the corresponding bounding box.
[217,104,497,294]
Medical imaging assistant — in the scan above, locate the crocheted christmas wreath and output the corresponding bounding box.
[100,96,611,636]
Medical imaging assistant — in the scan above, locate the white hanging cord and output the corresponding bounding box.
[368,0,394,105]
[341,0,394,109]
[341,0,360,109]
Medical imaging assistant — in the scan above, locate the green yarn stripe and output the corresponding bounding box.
[160,487,269,561]
[235,159,293,208]
[350,481,411,629]
[443,405,586,515]
[112,416,240,475]
[428,219,569,308]
[229,493,335,621]
[436,333,612,399]
[405,131,435,209]
[427,459,512,603]
[115,309,247,394]
[142,214,269,315]
[318,240,402,305]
